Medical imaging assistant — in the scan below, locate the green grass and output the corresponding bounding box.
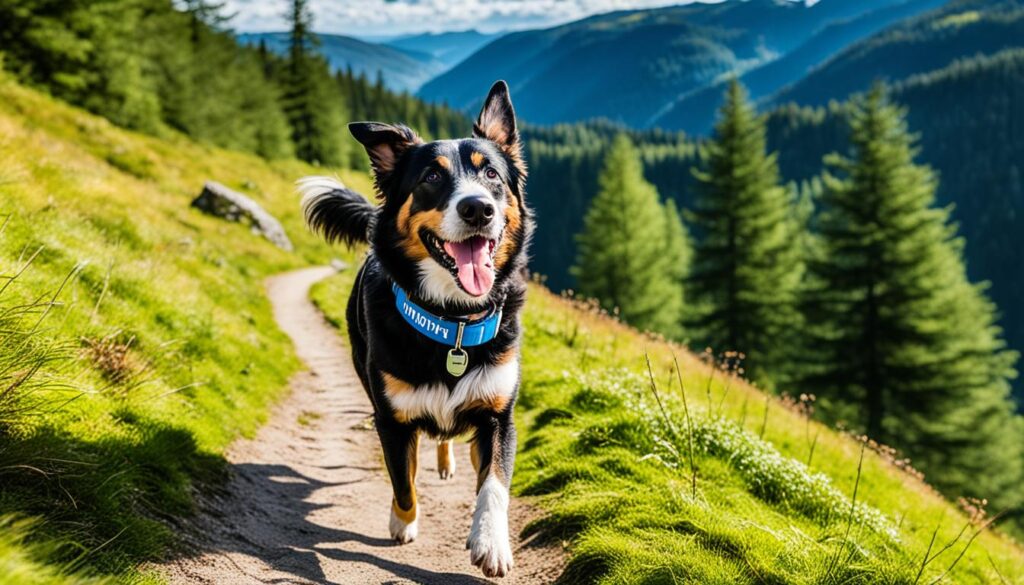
[0,73,370,582]
[312,271,1024,584]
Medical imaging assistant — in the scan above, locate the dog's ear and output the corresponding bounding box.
[349,122,423,192]
[474,81,523,166]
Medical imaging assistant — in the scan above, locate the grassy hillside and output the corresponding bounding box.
[0,72,369,582]
[311,273,1024,583]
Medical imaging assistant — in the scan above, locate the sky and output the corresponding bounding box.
[219,0,710,38]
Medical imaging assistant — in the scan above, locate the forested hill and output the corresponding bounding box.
[767,0,1024,107]
[767,48,1024,404]
[525,51,1024,407]
[763,0,1024,404]
[524,122,698,291]
[0,0,471,170]
[418,0,940,127]
[521,0,1024,406]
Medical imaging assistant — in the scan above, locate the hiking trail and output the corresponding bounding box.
[158,266,563,584]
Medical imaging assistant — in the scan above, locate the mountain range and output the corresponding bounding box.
[418,0,947,128]
[652,0,949,133]
[238,29,496,93]
[242,0,1021,135]
[388,30,499,70]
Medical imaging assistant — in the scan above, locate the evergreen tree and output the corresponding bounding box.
[662,198,690,337]
[0,0,164,132]
[236,49,295,159]
[687,80,802,386]
[282,0,346,165]
[573,135,685,337]
[800,85,1023,509]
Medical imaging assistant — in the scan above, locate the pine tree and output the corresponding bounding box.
[282,0,346,165]
[573,135,686,337]
[800,85,1023,509]
[687,80,802,386]
[662,198,690,337]
[237,49,294,160]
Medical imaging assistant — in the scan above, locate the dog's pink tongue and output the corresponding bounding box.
[444,237,494,297]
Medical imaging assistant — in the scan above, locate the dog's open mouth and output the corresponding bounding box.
[421,228,497,297]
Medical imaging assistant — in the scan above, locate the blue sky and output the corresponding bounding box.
[220,0,712,38]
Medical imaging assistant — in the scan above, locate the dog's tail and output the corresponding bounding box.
[297,176,376,246]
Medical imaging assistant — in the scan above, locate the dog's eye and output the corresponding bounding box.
[424,170,442,184]
[484,168,499,181]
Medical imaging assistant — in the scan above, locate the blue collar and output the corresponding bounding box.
[392,284,503,347]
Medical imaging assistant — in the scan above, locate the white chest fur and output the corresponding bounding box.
[385,357,519,431]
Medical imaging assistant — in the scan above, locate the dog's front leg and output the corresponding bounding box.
[467,412,516,577]
[376,413,420,543]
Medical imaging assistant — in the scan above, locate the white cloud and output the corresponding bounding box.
[221,0,707,37]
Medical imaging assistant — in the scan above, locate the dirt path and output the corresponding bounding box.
[158,266,562,585]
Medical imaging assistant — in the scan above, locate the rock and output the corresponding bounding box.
[191,181,293,251]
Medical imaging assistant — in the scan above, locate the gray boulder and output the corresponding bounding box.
[192,181,293,251]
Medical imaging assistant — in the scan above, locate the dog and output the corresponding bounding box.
[297,81,531,578]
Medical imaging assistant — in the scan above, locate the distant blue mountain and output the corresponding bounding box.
[238,32,446,93]
[387,30,500,71]
[652,0,947,134]
[417,0,936,129]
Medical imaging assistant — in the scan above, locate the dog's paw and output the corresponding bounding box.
[467,476,513,577]
[390,503,418,544]
[438,461,456,480]
[437,441,456,480]
[467,529,513,578]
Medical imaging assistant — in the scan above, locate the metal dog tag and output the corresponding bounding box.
[447,322,469,376]
[447,348,468,377]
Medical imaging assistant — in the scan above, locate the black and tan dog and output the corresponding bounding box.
[298,81,531,578]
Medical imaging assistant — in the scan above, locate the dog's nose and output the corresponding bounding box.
[456,196,495,228]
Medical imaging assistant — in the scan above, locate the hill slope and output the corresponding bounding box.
[418,0,935,127]
[238,32,445,92]
[0,72,368,582]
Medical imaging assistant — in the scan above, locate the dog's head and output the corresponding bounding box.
[352,81,530,312]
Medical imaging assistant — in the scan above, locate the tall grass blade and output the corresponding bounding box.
[671,352,698,498]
